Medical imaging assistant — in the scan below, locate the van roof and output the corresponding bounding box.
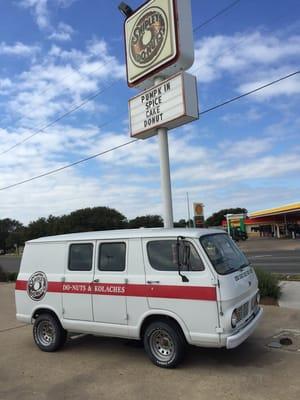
[27,228,224,243]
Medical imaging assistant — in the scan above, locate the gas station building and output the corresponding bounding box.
[223,202,300,239]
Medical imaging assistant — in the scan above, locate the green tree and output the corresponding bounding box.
[66,207,127,232]
[205,208,247,227]
[0,218,24,251]
[23,207,128,241]
[128,215,163,228]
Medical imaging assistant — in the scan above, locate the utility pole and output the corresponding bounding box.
[186,192,191,228]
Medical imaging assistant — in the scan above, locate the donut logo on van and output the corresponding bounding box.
[27,271,48,301]
[129,7,168,67]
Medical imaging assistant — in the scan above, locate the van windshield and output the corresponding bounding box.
[200,234,249,275]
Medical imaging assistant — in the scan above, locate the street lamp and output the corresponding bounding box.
[118,2,134,18]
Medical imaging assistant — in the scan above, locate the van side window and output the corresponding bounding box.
[147,240,205,271]
[98,243,126,271]
[68,243,93,271]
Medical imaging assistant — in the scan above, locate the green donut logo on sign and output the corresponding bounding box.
[129,7,168,67]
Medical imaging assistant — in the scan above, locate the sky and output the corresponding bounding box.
[0,0,299,224]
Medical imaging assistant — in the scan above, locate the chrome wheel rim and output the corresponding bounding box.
[37,321,55,346]
[149,329,175,363]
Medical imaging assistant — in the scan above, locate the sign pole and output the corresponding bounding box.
[155,76,174,229]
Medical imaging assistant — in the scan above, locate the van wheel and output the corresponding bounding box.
[33,313,67,352]
[143,320,186,368]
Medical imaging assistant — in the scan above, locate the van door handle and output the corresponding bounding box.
[93,279,99,283]
[147,280,160,284]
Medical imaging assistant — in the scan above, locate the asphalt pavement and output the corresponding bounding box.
[239,239,300,274]
[0,255,21,274]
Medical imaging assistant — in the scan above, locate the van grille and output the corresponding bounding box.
[236,301,249,322]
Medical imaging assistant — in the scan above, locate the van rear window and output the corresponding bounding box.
[98,243,126,271]
[68,243,93,271]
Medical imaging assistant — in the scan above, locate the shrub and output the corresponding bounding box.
[0,266,6,282]
[6,272,18,282]
[0,266,18,282]
[255,268,281,300]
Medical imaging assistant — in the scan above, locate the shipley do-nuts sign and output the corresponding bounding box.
[129,72,198,139]
[124,0,194,89]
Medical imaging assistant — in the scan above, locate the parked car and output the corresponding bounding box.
[230,227,248,242]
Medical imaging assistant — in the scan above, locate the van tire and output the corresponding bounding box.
[33,313,67,352]
[143,320,186,368]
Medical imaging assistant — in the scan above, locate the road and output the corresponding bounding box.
[243,250,300,274]
[239,239,300,274]
[1,241,300,275]
[0,256,21,274]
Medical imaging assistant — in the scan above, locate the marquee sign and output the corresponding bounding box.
[124,0,194,88]
[129,72,198,139]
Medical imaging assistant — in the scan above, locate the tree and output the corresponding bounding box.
[205,208,247,227]
[23,207,128,242]
[128,215,163,228]
[0,218,24,251]
[66,207,127,232]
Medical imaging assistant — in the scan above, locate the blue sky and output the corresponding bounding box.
[0,0,299,223]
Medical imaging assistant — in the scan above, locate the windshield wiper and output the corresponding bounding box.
[238,263,250,271]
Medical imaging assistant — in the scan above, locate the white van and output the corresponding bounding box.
[15,228,262,368]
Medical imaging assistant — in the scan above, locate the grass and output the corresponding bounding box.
[273,273,300,282]
[254,268,281,300]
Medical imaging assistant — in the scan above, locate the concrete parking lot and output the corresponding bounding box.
[1,283,300,400]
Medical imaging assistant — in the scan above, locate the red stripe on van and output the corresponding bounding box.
[127,284,217,301]
[15,280,217,301]
[15,280,27,290]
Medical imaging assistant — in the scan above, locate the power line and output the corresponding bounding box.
[0,139,137,191]
[199,70,300,115]
[193,0,243,32]
[0,69,298,192]
[0,80,118,156]
[1,1,246,157]
[6,58,117,131]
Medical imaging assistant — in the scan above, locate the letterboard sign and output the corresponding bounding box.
[129,72,199,139]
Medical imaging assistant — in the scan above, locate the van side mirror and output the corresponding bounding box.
[176,236,189,283]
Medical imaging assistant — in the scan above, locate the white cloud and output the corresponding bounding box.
[20,0,49,30]
[191,32,300,82]
[0,119,299,223]
[48,22,74,41]
[19,0,75,41]
[3,38,125,125]
[218,137,274,158]
[191,31,300,100]
[0,41,39,57]
[237,70,300,100]
[0,78,12,89]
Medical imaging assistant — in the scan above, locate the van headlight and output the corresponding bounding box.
[231,310,238,328]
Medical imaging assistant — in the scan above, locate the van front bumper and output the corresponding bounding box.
[226,307,263,349]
